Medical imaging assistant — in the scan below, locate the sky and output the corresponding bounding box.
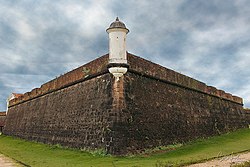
[0,0,250,111]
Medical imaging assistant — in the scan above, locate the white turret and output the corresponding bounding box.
[106,17,129,80]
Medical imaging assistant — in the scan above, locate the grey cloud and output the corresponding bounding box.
[179,1,239,26]
[0,0,113,110]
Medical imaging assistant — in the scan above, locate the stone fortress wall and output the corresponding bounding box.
[4,53,249,155]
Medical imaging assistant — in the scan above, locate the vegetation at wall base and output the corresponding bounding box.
[0,128,250,167]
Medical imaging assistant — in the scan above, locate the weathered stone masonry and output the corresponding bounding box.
[122,72,246,153]
[4,55,114,151]
[5,74,114,148]
[4,53,249,155]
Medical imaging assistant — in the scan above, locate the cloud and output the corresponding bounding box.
[58,1,112,37]
[0,0,250,111]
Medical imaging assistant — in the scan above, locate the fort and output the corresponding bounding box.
[3,18,250,155]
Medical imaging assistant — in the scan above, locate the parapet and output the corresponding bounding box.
[9,54,109,107]
[127,53,243,105]
[9,53,243,107]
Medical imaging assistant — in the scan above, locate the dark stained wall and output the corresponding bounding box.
[4,74,116,151]
[121,72,247,153]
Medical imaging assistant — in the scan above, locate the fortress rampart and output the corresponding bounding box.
[4,53,248,155]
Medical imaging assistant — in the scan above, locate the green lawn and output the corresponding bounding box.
[0,128,250,167]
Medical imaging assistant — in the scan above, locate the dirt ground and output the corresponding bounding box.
[0,154,23,167]
[188,152,250,167]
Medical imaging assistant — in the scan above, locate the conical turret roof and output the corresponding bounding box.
[106,17,129,32]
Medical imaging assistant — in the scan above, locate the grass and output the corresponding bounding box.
[0,128,250,167]
[233,161,250,167]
